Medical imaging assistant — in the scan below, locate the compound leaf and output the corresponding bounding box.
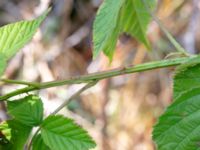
[41,115,96,150]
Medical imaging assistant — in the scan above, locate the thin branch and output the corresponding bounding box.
[27,127,40,150]
[0,56,194,101]
[51,81,98,115]
[141,0,189,56]
[0,78,40,88]
[27,81,97,150]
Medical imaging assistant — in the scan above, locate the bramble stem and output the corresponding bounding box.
[0,78,40,87]
[0,56,194,101]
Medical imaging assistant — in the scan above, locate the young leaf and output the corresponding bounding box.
[41,115,96,150]
[0,120,32,150]
[32,134,50,150]
[7,95,43,127]
[93,0,156,60]
[0,9,49,77]
[153,56,200,150]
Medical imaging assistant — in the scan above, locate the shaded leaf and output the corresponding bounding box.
[0,120,32,150]
[32,134,50,150]
[7,95,43,127]
[120,0,156,48]
[41,115,96,150]
[93,0,156,60]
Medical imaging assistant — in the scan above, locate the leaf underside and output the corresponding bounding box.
[93,0,156,60]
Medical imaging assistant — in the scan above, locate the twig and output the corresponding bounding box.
[141,0,189,56]
[51,81,98,115]
[0,78,40,88]
[0,56,194,101]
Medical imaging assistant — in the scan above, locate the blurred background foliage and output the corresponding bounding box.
[0,0,199,149]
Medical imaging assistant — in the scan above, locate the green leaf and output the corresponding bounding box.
[32,134,50,150]
[0,120,32,150]
[0,54,7,77]
[173,56,200,99]
[93,0,125,60]
[120,0,156,48]
[0,121,11,146]
[0,9,49,77]
[153,56,200,150]
[41,115,96,150]
[7,95,43,127]
[93,0,156,60]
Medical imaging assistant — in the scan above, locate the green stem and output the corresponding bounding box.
[27,127,40,150]
[0,56,194,101]
[0,78,40,87]
[51,81,98,115]
[141,0,189,56]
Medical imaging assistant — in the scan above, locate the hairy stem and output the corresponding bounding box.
[0,56,194,101]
